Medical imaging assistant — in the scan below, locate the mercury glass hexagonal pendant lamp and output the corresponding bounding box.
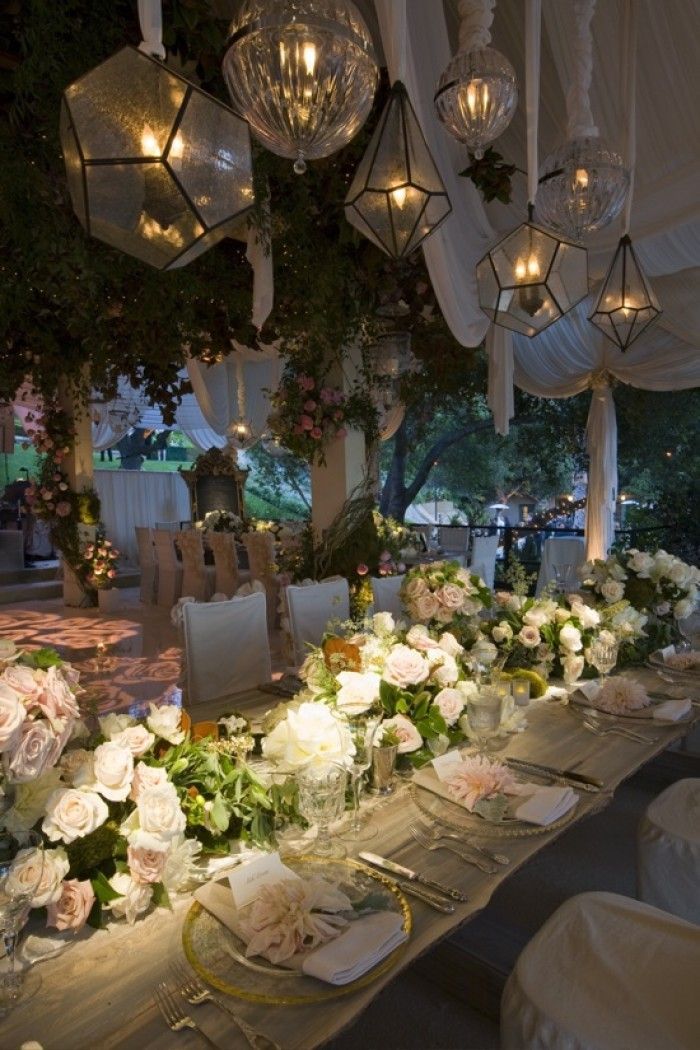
[60,46,254,270]
[589,235,661,351]
[476,205,589,337]
[344,81,451,259]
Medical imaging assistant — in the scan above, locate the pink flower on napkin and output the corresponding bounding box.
[446,755,516,812]
[238,877,352,965]
[596,678,651,715]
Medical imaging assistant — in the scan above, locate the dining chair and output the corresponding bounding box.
[500,891,700,1050]
[182,592,272,704]
[637,778,700,925]
[176,529,215,603]
[370,574,406,619]
[134,525,157,605]
[535,535,586,596]
[286,578,351,665]
[437,526,470,563]
[242,531,278,629]
[152,528,184,609]
[469,534,499,589]
[208,532,240,598]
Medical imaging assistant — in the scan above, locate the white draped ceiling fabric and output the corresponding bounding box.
[375,0,700,559]
[186,341,282,444]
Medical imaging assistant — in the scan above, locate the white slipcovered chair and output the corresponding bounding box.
[182,592,272,705]
[637,778,700,925]
[438,526,470,563]
[371,574,406,619]
[176,529,215,603]
[469,534,499,589]
[286,579,350,665]
[536,536,586,596]
[134,526,157,605]
[152,529,183,609]
[208,532,241,598]
[501,891,700,1050]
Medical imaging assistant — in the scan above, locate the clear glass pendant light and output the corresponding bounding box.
[434,46,518,158]
[536,136,629,242]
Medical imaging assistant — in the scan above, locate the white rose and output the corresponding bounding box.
[1,768,62,835]
[562,655,585,684]
[85,741,134,802]
[554,607,572,624]
[372,612,396,636]
[627,550,654,576]
[146,703,185,745]
[570,601,600,628]
[1,665,42,707]
[0,639,18,663]
[505,594,523,612]
[667,561,690,587]
[674,598,694,620]
[405,625,433,651]
[471,639,499,665]
[492,621,513,644]
[559,623,583,652]
[518,626,541,649]
[129,761,169,802]
[413,593,440,622]
[601,579,625,603]
[523,607,550,628]
[136,782,186,841]
[262,702,354,771]
[107,872,152,925]
[335,671,381,716]
[433,688,465,726]
[98,712,135,738]
[438,632,464,657]
[42,788,109,844]
[111,725,155,757]
[456,680,479,703]
[431,654,459,687]
[0,683,26,751]
[381,713,423,753]
[383,645,430,688]
[162,836,202,893]
[655,601,671,617]
[7,845,69,908]
[7,720,57,783]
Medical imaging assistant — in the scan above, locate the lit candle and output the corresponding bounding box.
[303,42,317,76]
[512,679,531,706]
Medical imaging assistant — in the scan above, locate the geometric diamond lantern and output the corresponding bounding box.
[344,82,451,260]
[589,235,662,351]
[476,212,589,337]
[60,47,254,270]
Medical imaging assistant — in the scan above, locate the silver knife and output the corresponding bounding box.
[506,757,604,792]
[395,880,456,914]
[359,852,468,903]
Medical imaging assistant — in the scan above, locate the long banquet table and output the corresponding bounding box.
[4,668,698,1050]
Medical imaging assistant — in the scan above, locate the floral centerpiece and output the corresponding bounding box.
[296,613,480,767]
[580,548,698,651]
[83,536,119,590]
[400,561,491,641]
[269,375,349,465]
[196,509,245,536]
[1,646,298,932]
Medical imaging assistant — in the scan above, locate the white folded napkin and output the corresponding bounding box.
[512,785,578,827]
[652,697,692,722]
[194,879,406,986]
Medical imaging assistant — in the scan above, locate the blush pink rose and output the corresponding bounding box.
[437,583,466,611]
[0,684,26,751]
[46,878,95,933]
[1,665,42,708]
[384,645,430,688]
[111,725,155,757]
[127,832,170,884]
[433,688,465,726]
[36,666,80,730]
[403,577,428,601]
[413,592,440,622]
[7,720,57,782]
[129,761,168,802]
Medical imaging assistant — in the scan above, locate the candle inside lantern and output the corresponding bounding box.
[512,679,531,706]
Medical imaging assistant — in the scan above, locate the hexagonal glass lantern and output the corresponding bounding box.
[60,47,254,270]
[345,81,451,259]
[476,219,589,337]
[589,235,661,351]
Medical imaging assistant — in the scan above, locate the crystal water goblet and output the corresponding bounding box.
[296,765,348,859]
[0,831,44,1015]
[553,563,576,595]
[339,708,383,843]
[466,687,503,754]
[589,638,619,682]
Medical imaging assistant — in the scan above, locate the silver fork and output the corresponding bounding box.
[413,820,510,866]
[409,823,498,874]
[153,981,219,1048]
[170,963,280,1050]
[581,717,657,745]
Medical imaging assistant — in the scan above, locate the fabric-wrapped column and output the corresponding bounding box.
[584,377,617,560]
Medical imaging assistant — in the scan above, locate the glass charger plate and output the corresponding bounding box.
[182,856,411,1005]
[409,783,579,839]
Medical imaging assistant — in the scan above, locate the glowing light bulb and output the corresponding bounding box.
[279,42,286,66]
[169,133,184,170]
[466,79,489,117]
[303,42,317,76]
[527,255,540,278]
[391,186,407,209]
[515,258,527,281]
[141,127,160,156]
[574,168,589,189]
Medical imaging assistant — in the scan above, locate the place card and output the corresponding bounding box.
[227,851,298,910]
[431,751,464,782]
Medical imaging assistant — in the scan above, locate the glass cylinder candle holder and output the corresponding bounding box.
[512,679,531,707]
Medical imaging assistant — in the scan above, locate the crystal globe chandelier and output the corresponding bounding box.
[60,46,253,270]
[222,0,378,174]
[536,137,629,242]
[434,1,517,158]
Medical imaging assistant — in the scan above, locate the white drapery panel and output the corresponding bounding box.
[584,382,617,561]
[94,469,190,567]
[186,342,281,440]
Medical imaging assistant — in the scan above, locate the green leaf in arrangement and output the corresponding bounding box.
[152,882,172,911]
[91,869,123,904]
[210,792,231,832]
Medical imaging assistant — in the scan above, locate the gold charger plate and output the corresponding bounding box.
[182,856,412,1005]
[409,782,580,839]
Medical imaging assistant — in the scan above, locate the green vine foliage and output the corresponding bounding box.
[0,2,482,429]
